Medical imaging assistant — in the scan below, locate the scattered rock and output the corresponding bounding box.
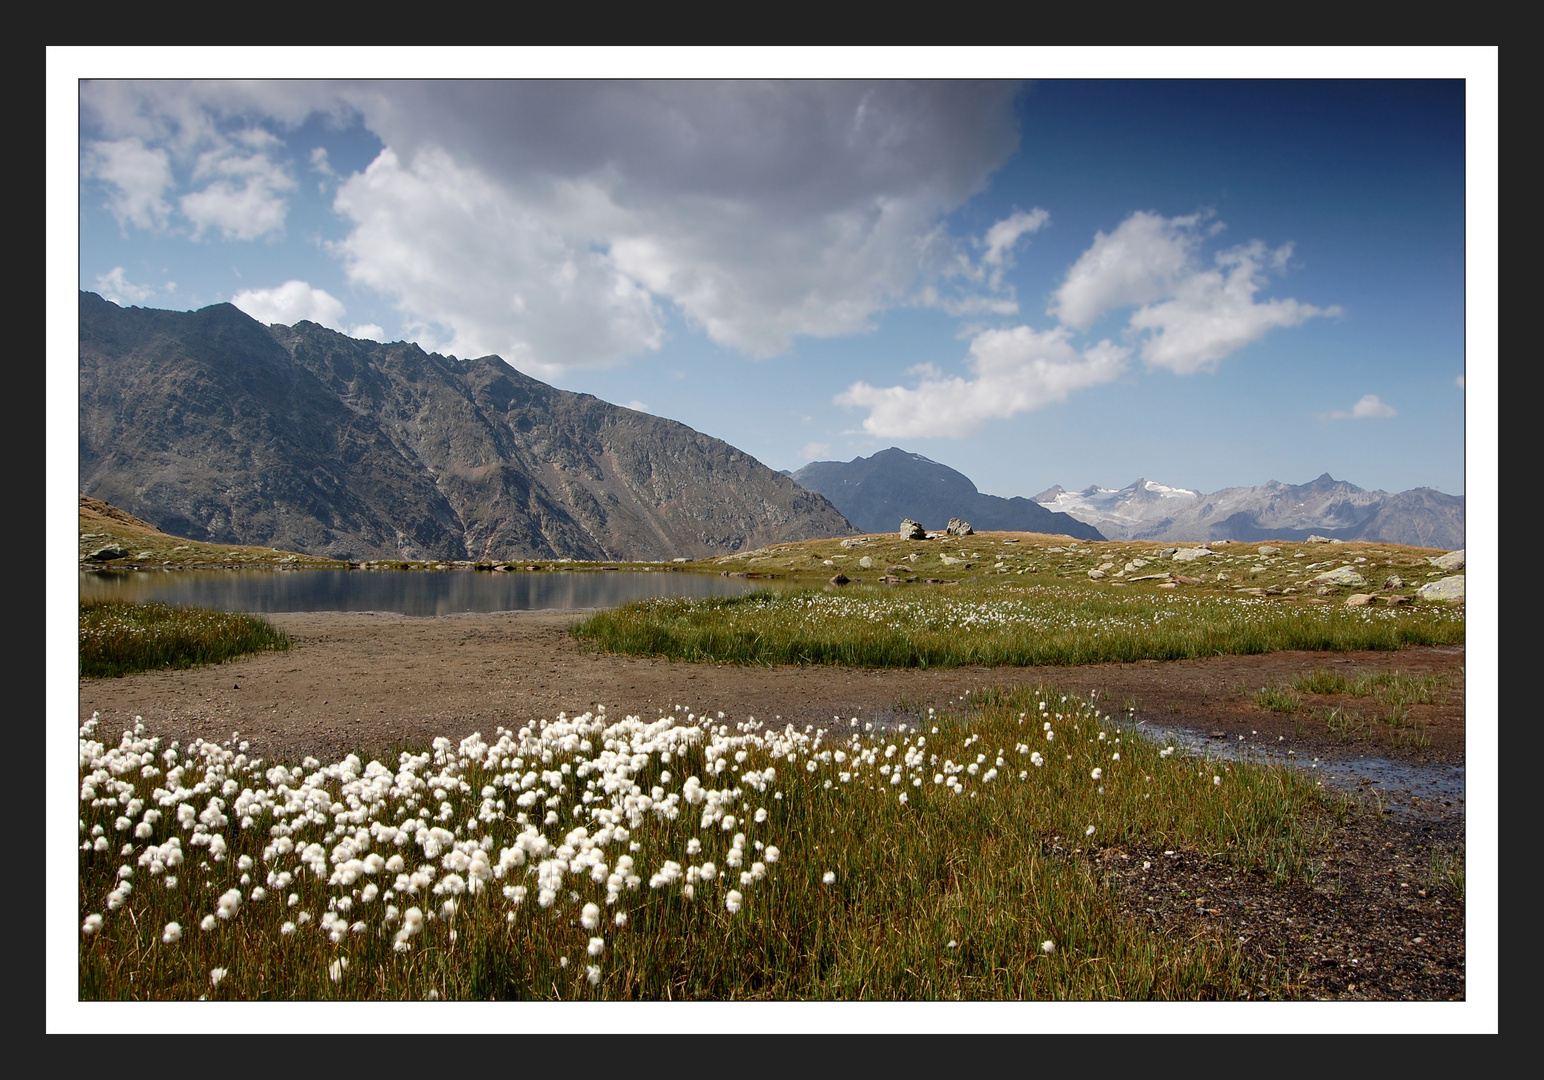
[1157,581,1178,589]
[1428,549,1465,571]
[1344,593,1375,607]
[1416,575,1465,603]
[828,574,850,586]
[1257,545,1280,555]
[85,544,129,562]
[1304,535,1344,544]
[1382,575,1404,590]
[1129,572,1173,583]
[839,537,869,548]
[1384,594,1408,606]
[857,556,873,569]
[946,518,974,536]
[1087,569,1107,580]
[1172,575,1203,585]
[940,555,969,567]
[1171,547,1215,562]
[899,519,927,540]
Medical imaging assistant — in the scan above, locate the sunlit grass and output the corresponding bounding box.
[79,600,290,678]
[573,585,1465,669]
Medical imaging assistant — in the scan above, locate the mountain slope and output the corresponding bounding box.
[792,448,1105,540]
[79,293,855,561]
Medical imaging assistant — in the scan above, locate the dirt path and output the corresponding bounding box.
[78,609,1464,768]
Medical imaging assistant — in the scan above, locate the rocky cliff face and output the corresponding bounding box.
[1034,473,1464,548]
[79,293,855,561]
[792,448,1105,540]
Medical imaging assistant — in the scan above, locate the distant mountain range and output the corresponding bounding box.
[1033,475,1463,549]
[79,293,855,561]
[791,449,1105,540]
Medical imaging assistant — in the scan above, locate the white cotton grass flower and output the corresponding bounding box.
[200,914,216,932]
[1041,940,1056,955]
[725,890,743,914]
[1214,775,1222,786]
[587,964,602,986]
[82,914,103,936]
[1085,825,1096,837]
[614,911,627,927]
[162,922,181,944]
[1090,768,1102,781]
[216,888,241,919]
[822,871,836,885]
[329,957,349,983]
[280,921,296,936]
[587,936,605,957]
[209,967,228,987]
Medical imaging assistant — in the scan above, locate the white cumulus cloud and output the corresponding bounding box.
[1127,240,1338,375]
[1328,394,1397,420]
[836,326,1129,439]
[94,266,157,305]
[1049,211,1337,375]
[1050,211,1204,332]
[82,137,173,231]
[231,281,348,330]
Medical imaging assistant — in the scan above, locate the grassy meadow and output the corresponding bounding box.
[574,533,1464,668]
[79,601,291,678]
[79,686,1344,1001]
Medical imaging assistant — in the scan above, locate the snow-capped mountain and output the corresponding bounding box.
[1032,473,1463,549]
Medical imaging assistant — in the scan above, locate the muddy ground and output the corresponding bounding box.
[77,610,1469,1001]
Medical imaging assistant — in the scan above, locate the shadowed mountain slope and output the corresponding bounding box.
[791,448,1105,540]
[79,293,855,561]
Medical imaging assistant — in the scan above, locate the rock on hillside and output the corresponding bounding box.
[79,293,855,561]
[792,448,1104,541]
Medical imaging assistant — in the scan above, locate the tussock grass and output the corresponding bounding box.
[79,686,1336,1001]
[79,600,290,678]
[573,585,1465,669]
[1254,686,1301,713]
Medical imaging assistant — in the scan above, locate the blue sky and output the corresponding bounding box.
[64,60,1488,501]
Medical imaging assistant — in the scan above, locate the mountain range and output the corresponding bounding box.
[791,449,1105,540]
[78,293,855,562]
[1033,475,1464,548]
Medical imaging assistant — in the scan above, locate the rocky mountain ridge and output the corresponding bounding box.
[79,293,856,561]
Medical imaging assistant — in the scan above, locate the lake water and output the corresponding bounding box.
[78,568,774,617]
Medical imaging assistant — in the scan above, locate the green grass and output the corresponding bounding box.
[79,600,290,678]
[572,585,1465,669]
[1254,686,1301,713]
[79,686,1340,1000]
[1291,669,1451,703]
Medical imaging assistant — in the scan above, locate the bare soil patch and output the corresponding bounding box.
[77,610,1466,1000]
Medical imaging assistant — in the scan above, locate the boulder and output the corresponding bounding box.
[1428,549,1465,571]
[1382,575,1405,590]
[1304,535,1340,544]
[1171,547,1215,562]
[1309,566,1366,588]
[1416,575,1465,603]
[1087,568,1107,580]
[1257,545,1280,555]
[857,556,873,569]
[828,574,850,586]
[946,518,974,536]
[900,519,927,540]
[1344,593,1375,607]
[839,537,869,548]
[86,544,129,562]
